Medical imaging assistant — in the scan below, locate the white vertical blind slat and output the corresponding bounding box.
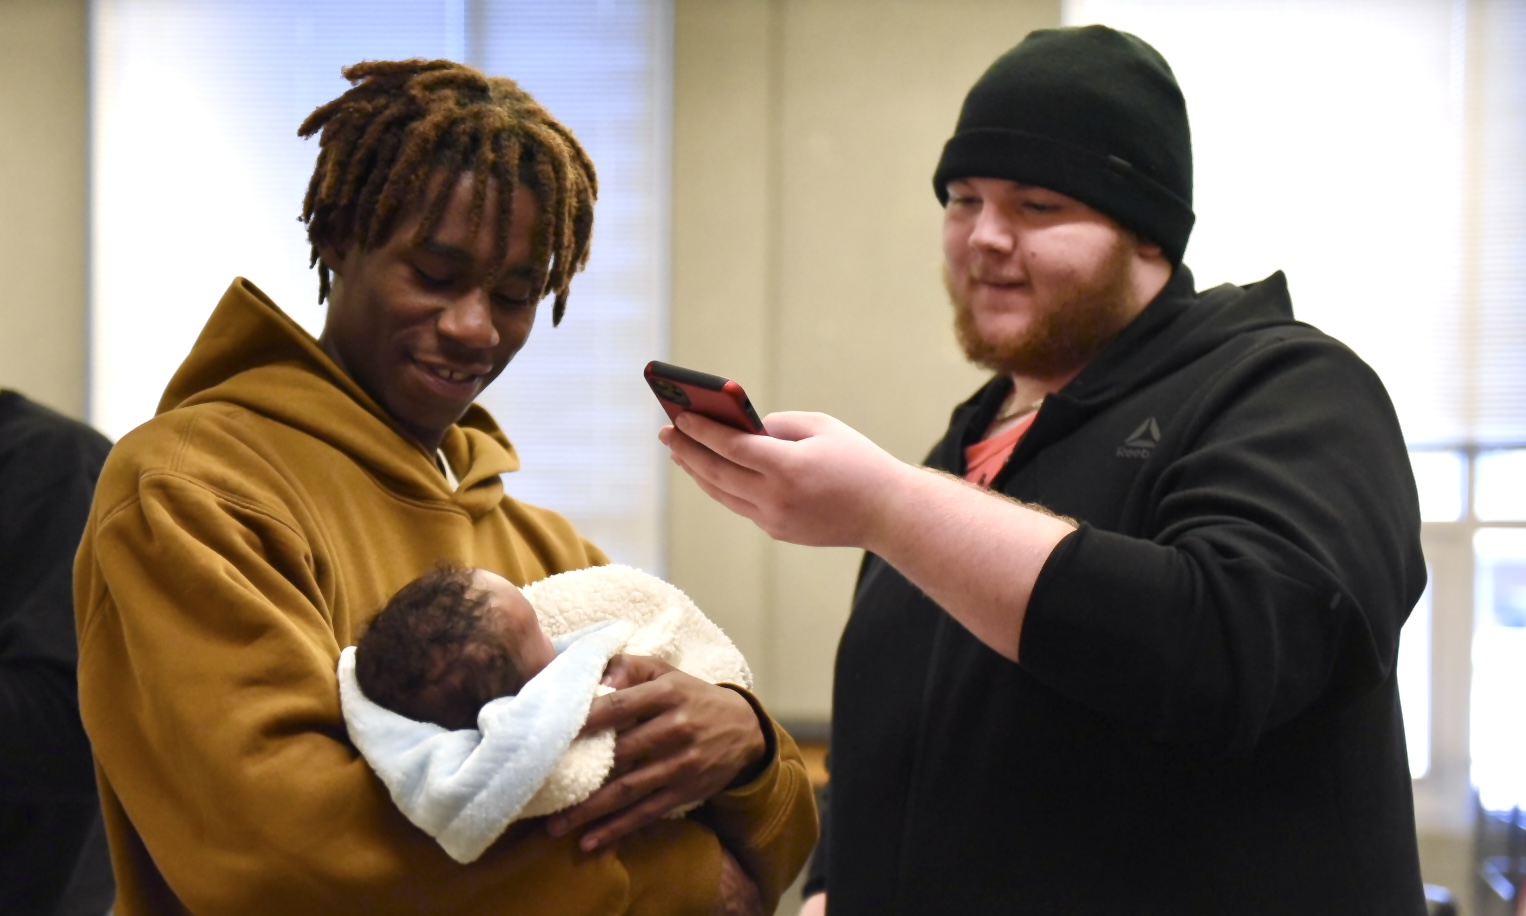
[1471,0,1526,447]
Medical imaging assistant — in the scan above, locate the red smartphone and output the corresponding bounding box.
[644,360,767,434]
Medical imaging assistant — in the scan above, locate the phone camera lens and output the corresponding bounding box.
[655,379,691,406]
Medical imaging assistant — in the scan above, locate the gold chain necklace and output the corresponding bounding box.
[993,393,1046,424]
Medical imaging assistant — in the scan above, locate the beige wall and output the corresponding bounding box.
[0,0,89,420]
[668,0,1060,721]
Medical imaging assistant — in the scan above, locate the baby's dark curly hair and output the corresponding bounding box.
[298,58,597,325]
[355,564,529,731]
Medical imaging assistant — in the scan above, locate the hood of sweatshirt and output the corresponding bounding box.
[952,265,1305,437]
[157,278,520,519]
[1065,266,1299,405]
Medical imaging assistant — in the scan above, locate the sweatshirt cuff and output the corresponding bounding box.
[717,683,780,791]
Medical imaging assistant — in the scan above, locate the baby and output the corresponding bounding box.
[337,562,752,864]
[354,564,555,731]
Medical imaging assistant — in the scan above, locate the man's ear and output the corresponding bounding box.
[316,238,349,277]
[314,215,356,277]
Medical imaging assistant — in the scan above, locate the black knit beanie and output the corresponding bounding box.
[933,25,1195,264]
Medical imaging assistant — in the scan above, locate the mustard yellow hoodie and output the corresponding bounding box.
[75,279,817,914]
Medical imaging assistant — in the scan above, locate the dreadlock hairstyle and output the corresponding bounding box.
[298,58,597,326]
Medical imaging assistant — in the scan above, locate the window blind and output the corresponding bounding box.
[1061,0,1525,449]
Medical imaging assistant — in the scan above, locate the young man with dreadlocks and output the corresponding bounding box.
[73,59,817,915]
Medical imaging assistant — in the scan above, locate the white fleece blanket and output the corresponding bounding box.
[337,564,751,864]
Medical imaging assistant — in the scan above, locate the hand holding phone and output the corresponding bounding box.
[644,361,767,434]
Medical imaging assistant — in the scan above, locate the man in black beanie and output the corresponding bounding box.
[660,24,1427,916]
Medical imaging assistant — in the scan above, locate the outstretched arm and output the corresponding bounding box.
[666,339,1427,756]
[658,410,1074,661]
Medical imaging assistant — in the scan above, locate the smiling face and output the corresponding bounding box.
[942,176,1167,383]
[317,173,544,450]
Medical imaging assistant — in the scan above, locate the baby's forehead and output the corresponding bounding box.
[471,571,540,626]
[468,567,521,599]
[496,584,535,616]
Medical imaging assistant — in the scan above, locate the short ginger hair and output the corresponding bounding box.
[298,58,597,325]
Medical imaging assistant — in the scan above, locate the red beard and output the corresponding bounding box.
[947,235,1141,380]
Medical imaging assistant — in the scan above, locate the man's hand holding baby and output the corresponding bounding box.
[546,654,768,851]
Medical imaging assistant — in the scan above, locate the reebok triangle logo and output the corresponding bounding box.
[1117,417,1161,458]
[1125,418,1161,448]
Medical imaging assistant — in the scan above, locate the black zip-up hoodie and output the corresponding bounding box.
[809,267,1428,915]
